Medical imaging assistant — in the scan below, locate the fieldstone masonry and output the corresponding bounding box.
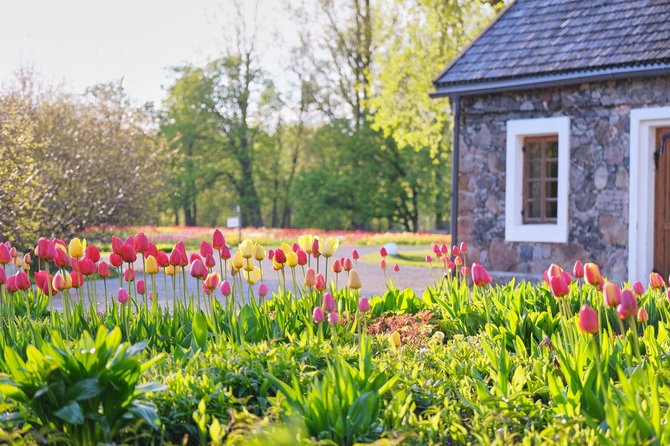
[457,77,670,282]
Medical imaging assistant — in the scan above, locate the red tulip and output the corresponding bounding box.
[274,249,287,264]
[109,253,122,268]
[213,229,225,250]
[36,238,51,260]
[135,232,150,254]
[0,268,5,285]
[70,271,84,289]
[471,263,492,287]
[54,248,70,269]
[452,245,460,256]
[380,247,387,257]
[78,258,96,276]
[393,264,400,273]
[573,260,584,279]
[549,275,570,297]
[136,279,146,295]
[343,258,353,271]
[584,263,602,287]
[120,242,137,263]
[5,275,17,293]
[85,245,100,263]
[332,259,342,274]
[313,306,325,323]
[578,304,599,334]
[297,249,308,266]
[175,241,188,266]
[315,273,326,291]
[156,251,169,268]
[34,271,52,295]
[97,262,111,278]
[323,292,336,312]
[147,243,158,259]
[258,282,269,297]
[268,249,275,260]
[358,296,370,313]
[205,254,216,269]
[633,280,645,296]
[189,252,203,265]
[169,249,183,267]
[220,280,231,297]
[219,244,231,260]
[311,239,320,258]
[292,242,300,252]
[14,271,30,290]
[200,241,213,257]
[650,272,665,289]
[124,268,135,282]
[111,236,123,255]
[190,259,208,279]
[118,288,129,304]
[352,250,359,260]
[602,281,622,308]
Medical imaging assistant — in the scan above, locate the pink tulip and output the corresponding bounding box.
[54,248,69,268]
[118,288,129,304]
[135,232,150,254]
[169,249,182,267]
[213,229,225,250]
[650,272,665,289]
[190,259,208,279]
[471,263,492,286]
[109,253,122,268]
[258,282,269,297]
[219,244,231,260]
[352,250,359,260]
[448,261,456,270]
[328,311,339,326]
[220,280,231,297]
[5,275,16,293]
[393,264,400,273]
[459,242,468,254]
[602,281,622,308]
[136,279,146,295]
[204,272,220,291]
[175,241,188,266]
[34,271,52,295]
[274,249,287,264]
[578,304,599,334]
[78,258,96,276]
[297,249,308,266]
[124,268,135,282]
[454,256,463,267]
[97,262,111,278]
[304,268,316,287]
[358,296,370,313]
[452,245,460,256]
[584,263,602,287]
[120,242,137,263]
[323,292,336,313]
[633,280,645,296]
[111,236,123,255]
[440,244,448,255]
[157,251,169,268]
[379,247,387,257]
[0,268,5,285]
[332,260,342,274]
[380,259,387,270]
[343,258,353,271]
[313,306,325,323]
[147,243,159,259]
[315,273,326,291]
[549,275,569,297]
[70,271,84,289]
[268,249,275,260]
[205,254,216,269]
[617,289,638,319]
[292,242,300,252]
[85,245,101,263]
[573,260,584,279]
[637,307,649,323]
[200,241,213,257]
[312,239,320,258]
[426,255,433,264]
[461,266,470,277]
[189,252,203,265]
[14,271,30,290]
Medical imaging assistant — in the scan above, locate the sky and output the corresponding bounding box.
[0,0,300,107]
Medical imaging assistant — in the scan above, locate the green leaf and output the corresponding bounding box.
[192,310,209,352]
[53,401,84,425]
[66,378,102,401]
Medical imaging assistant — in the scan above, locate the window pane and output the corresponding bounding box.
[527,198,541,219]
[546,180,558,199]
[526,141,542,158]
[546,160,558,178]
[527,180,541,201]
[546,200,558,219]
[546,139,558,158]
[529,159,542,178]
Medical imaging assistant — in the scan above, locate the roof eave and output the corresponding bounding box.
[431,64,670,98]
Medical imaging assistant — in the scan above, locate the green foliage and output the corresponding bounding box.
[0,326,165,444]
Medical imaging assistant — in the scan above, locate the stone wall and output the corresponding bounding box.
[457,76,670,281]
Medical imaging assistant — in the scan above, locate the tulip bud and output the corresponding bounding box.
[239,239,254,258]
[204,272,220,291]
[448,260,456,270]
[602,281,622,307]
[584,263,602,287]
[313,306,325,323]
[243,267,262,285]
[637,307,649,323]
[328,311,339,326]
[549,275,569,297]
[70,271,84,289]
[298,235,314,253]
[578,304,599,334]
[136,279,146,295]
[84,245,100,263]
[459,242,468,254]
[332,259,342,274]
[145,255,159,274]
[135,232,150,254]
[124,268,135,282]
[315,273,326,291]
[97,262,111,278]
[286,251,299,268]
[68,238,84,259]
[165,265,179,276]
[5,275,16,293]
[232,251,244,271]
[258,282,269,297]
[109,253,122,268]
[219,244,231,260]
[274,249,287,264]
[617,289,638,319]
[323,292,336,313]
[633,280,645,296]
[297,249,308,266]
[352,250,359,260]
[292,242,300,252]
[14,271,30,290]
[220,280,231,297]
[471,263,492,286]
[426,255,433,264]
[440,244,449,255]
[573,260,584,279]
[320,238,339,258]
[213,229,225,250]
[120,242,137,263]
[379,247,387,257]
[348,270,362,290]
[254,245,266,261]
[650,272,665,289]
[190,259,208,279]
[205,254,216,269]
[452,245,461,256]
[461,266,470,277]
[200,241,214,257]
[390,331,401,347]
[358,296,370,313]
[189,252,203,265]
[312,239,320,258]
[454,256,463,267]
[111,236,123,255]
[393,264,400,273]
[78,258,96,276]
[380,259,386,270]
[118,288,129,304]
[52,273,67,292]
[304,268,316,287]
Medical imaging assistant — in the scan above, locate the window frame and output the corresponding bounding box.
[505,116,570,243]
[522,135,559,224]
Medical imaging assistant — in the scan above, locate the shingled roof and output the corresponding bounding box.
[433,0,670,96]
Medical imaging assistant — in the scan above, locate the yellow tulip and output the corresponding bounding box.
[286,250,298,268]
[239,239,254,258]
[145,255,159,274]
[272,257,285,270]
[232,251,244,270]
[68,238,84,259]
[348,269,362,290]
[298,235,314,254]
[319,237,339,258]
[254,245,266,261]
[281,242,293,255]
[243,257,255,272]
[243,267,262,285]
[389,331,401,348]
[165,265,179,276]
[64,272,73,289]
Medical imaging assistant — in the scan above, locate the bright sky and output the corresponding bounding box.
[0,0,299,106]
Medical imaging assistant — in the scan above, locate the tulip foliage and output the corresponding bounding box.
[3,232,670,444]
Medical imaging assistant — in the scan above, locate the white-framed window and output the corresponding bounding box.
[505,116,570,243]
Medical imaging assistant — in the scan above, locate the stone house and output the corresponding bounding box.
[432,0,670,282]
